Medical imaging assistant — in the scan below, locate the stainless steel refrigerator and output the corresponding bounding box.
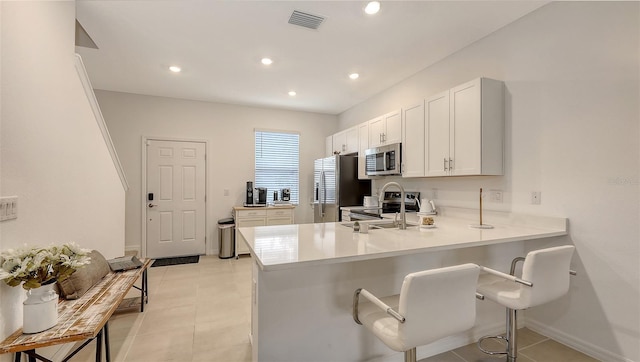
[314,155,371,223]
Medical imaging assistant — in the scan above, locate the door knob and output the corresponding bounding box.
[148,203,157,208]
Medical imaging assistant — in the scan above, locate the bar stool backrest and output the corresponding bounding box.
[398,263,480,348]
[521,245,575,308]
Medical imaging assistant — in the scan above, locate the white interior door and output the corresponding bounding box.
[146,140,206,258]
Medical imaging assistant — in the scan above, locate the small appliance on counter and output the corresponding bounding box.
[281,188,291,202]
[418,198,437,215]
[255,187,267,205]
[273,188,292,206]
[244,181,254,206]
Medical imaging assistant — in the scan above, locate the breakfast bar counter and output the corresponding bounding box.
[238,208,568,362]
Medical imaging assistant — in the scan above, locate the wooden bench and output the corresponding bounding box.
[0,258,151,362]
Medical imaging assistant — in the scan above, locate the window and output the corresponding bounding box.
[254,130,299,204]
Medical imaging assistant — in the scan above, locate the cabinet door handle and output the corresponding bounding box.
[449,158,453,171]
[379,133,383,143]
[444,158,448,171]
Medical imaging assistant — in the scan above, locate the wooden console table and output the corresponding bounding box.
[0,258,150,362]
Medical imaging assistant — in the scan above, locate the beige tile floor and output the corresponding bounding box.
[65,255,597,362]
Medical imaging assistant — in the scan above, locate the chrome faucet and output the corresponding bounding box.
[379,182,407,230]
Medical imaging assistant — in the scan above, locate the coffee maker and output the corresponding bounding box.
[281,188,291,202]
[255,187,267,205]
[245,181,254,206]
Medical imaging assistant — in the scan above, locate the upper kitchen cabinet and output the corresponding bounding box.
[368,109,402,148]
[425,90,451,176]
[358,122,370,179]
[332,130,346,155]
[426,78,504,177]
[401,102,425,178]
[328,125,359,156]
[325,135,333,157]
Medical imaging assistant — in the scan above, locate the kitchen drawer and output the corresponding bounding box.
[237,209,267,218]
[267,217,293,226]
[237,218,266,227]
[267,209,293,218]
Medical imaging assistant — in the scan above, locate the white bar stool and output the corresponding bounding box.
[476,245,576,362]
[353,263,482,362]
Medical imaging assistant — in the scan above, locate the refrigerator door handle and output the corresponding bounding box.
[320,171,325,217]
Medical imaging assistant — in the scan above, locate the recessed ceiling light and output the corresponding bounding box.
[365,1,381,15]
[169,65,181,73]
[261,58,273,65]
[288,91,297,96]
[349,73,360,80]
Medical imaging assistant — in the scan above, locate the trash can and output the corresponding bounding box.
[218,218,235,259]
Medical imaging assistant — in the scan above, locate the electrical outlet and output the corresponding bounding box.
[432,189,438,199]
[531,191,541,205]
[489,190,503,203]
[223,189,230,196]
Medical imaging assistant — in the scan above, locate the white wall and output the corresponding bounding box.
[339,2,639,361]
[0,0,126,354]
[94,90,338,255]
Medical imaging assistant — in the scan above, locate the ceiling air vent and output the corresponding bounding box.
[288,10,325,30]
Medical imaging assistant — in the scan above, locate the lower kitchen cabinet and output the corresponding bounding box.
[233,206,295,257]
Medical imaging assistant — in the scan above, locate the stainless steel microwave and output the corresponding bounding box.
[364,143,401,176]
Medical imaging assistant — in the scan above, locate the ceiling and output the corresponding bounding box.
[76,1,547,115]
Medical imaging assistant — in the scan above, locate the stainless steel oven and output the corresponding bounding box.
[364,143,401,176]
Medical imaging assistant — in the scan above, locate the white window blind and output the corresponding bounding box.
[255,130,299,204]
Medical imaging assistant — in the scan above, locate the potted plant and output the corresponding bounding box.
[0,243,91,333]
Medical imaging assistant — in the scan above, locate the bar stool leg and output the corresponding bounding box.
[404,347,416,362]
[506,308,517,362]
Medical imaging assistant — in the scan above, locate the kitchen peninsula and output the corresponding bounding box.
[238,208,568,362]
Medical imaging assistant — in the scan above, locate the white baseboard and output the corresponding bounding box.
[124,244,140,256]
[525,319,633,362]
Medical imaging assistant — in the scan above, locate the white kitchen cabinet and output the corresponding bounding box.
[345,126,359,154]
[358,122,370,179]
[401,102,425,178]
[235,209,267,256]
[426,78,504,177]
[332,130,346,155]
[330,126,358,155]
[267,208,294,225]
[234,206,295,257]
[368,109,402,148]
[425,90,451,177]
[325,136,333,157]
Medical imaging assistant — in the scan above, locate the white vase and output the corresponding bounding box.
[23,282,58,334]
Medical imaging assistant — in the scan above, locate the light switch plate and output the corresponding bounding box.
[0,196,18,221]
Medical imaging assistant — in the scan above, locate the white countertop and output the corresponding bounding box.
[238,207,568,271]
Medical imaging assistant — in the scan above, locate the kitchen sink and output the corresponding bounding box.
[342,221,418,230]
[370,222,419,229]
